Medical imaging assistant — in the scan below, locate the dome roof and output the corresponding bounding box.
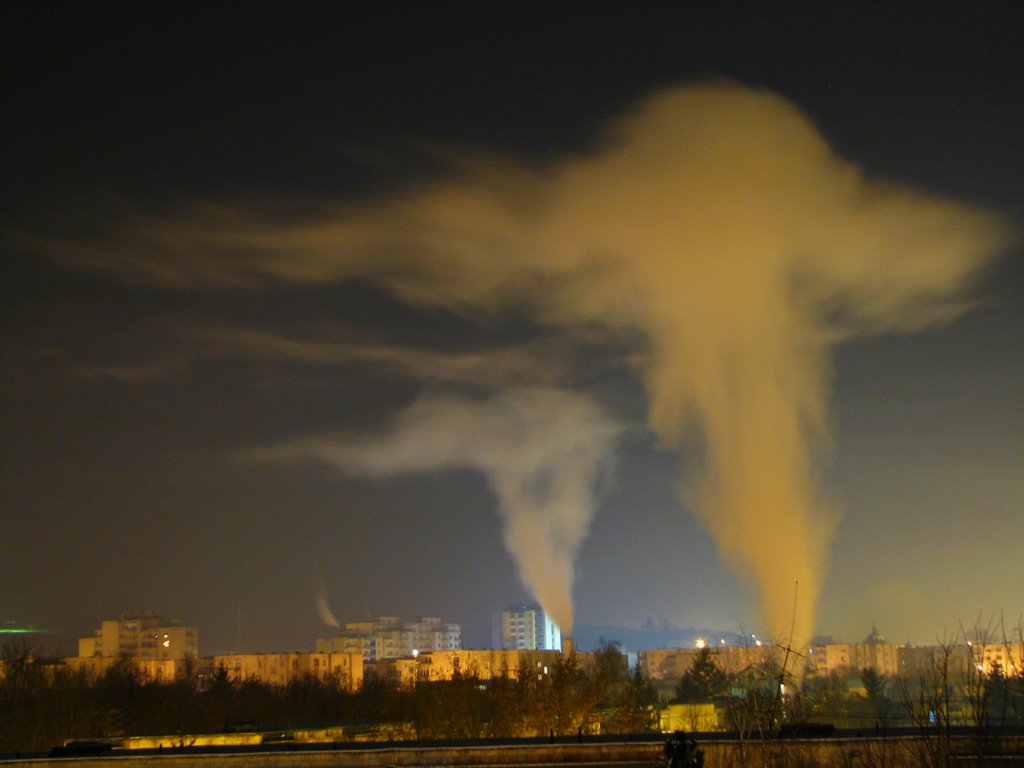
[863,624,886,644]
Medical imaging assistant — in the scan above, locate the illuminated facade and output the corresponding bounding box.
[806,626,900,677]
[970,641,1024,677]
[63,655,185,682]
[316,615,461,661]
[492,605,561,651]
[638,629,906,683]
[638,644,773,681]
[661,703,720,732]
[213,651,363,689]
[77,611,198,660]
[368,648,562,687]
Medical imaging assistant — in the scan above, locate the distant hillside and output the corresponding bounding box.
[572,621,749,652]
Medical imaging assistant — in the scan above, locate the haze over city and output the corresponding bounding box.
[2,3,1021,656]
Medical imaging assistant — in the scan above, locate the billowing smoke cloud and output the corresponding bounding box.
[35,82,1011,645]
[250,387,621,635]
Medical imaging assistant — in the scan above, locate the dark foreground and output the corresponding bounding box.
[4,729,1024,768]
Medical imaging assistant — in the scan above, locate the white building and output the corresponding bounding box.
[492,605,561,651]
[317,615,461,661]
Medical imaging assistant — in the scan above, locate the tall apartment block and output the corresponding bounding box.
[492,605,561,651]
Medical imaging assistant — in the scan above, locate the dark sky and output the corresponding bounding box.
[2,2,1022,654]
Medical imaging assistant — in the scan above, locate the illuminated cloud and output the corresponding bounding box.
[201,326,571,387]
[34,81,1011,644]
[70,322,572,389]
[248,387,622,635]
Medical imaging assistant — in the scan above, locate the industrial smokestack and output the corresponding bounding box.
[562,637,574,656]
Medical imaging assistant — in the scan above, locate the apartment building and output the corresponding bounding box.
[492,605,561,651]
[638,644,773,681]
[213,651,363,689]
[77,611,198,660]
[317,615,461,661]
[971,641,1024,677]
[368,648,563,687]
[806,626,901,677]
[64,611,199,681]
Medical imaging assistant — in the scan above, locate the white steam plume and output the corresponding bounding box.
[315,583,341,630]
[38,82,1012,645]
[251,387,621,635]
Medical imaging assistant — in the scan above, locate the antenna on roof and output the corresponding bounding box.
[769,580,805,734]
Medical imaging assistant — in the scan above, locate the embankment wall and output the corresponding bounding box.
[4,734,1024,768]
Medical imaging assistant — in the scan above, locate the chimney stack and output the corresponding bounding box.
[562,637,574,656]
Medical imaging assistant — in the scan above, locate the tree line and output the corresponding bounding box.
[671,644,1024,738]
[4,636,1023,757]
[0,640,658,754]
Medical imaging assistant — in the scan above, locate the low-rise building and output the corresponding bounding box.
[900,640,1024,681]
[660,703,720,732]
[639,644,773,682]
[367,648,564,687]
[806,627,901,678]
[63,655,185,682]
[212,651,363,689]
[969,641,1024,677]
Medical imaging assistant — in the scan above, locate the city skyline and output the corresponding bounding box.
[2,4,1021,655]
[44,605,1024,661]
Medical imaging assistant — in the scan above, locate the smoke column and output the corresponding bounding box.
[50,82,1011,645]
[252,387,621,635]
[516,85,1008,644]
[315,583,341,629]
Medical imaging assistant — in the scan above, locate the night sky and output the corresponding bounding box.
[3,3,1022,655]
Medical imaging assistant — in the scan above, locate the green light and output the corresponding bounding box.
[0,624,49,634]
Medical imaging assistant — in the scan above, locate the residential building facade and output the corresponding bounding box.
[368,648,563,687]
[638,644,773,682]
[316,615,461,662]
[213,651,363,689]
[806,626,901,678]
[77,611,198,661]
[492,605,561,651]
